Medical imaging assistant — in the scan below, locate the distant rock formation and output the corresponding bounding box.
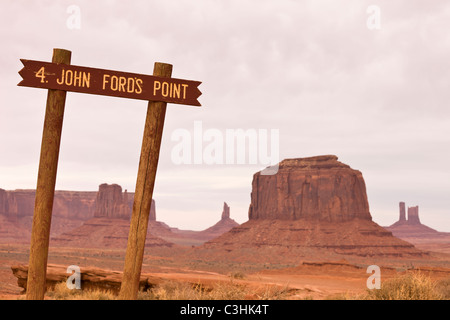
[0,188,7,215]
[399,202,406,222]
[94,184,130,219]
[3,181,237,248]
[0,214,31,243]
[199,202,239,238]
[0,188,97,220]
[51,217,173,249]
[222,202,230,220]
[51,184,164,247]
[195,156,424,264]
[0,184,139,243]
[0,189,37,219]
[390,203,424,228]
[150,198,156,221]
[0,183,157,223]
[407,206,421,225]
[248,155,372,222]
[154,202,240,246]
[386,202,450,254]
[53,191,97,220]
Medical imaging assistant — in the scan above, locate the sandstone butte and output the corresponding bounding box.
[0,183,139,223]
[0,183,166,248]
[385,202,450,254]
[1,182,240,248]
[249,155,371,222]
[50,187,238,248]
[0,188,98,241]
[196,155,425,264]
[50,183,173,248]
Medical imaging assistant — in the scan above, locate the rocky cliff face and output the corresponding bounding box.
[199,202,239,239]
[386,202,450,254]
[399,202,406,222]
[93,184,156,220]
[53,191,97,220]
[0,189,6,215]
[0,184,140,242]
[248,155,372,222]
[0,185,140,221]
[150,198,156,221]
[1,190,36,218]
[221,202,230,220]
[94,184,130,219]
[407,206,421,225]
[390,203,423,228]
[0,189,97,220]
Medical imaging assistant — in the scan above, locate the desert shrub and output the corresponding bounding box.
[140,280,248,300]
[142,281,209,300]
[45,279,293,300]
[364,272,443,300]
[205,282,248,300]
[435,278,450,300]
[254,284,291,300]
[46,282,116,300]
[139,280,291,300]
[46,282,73,300]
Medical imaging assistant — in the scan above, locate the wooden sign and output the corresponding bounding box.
[20,48,202,300]
[19,59,202,106]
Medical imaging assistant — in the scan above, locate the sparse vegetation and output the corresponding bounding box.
[254,284,291,300]
[363,272,444,300]
[140,281,248,300]
[435,278,450,299]
[139,280,291,300]
[44,279,292,300]
[323,273,450,300]
[46,282,116,300]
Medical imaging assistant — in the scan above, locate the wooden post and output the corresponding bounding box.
[119,62,173,300]
[26,49,71,300]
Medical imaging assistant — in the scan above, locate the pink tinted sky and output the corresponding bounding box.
[0,0,449,231]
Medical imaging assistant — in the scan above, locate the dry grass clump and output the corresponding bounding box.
[363,272,445,300]
[435,278,450,300]
[254,284,291,300]
[45,279,291,300]
[139,280,291,300]
[139,281,246,300]
[46,282,116,300]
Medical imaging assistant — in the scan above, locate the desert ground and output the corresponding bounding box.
[1,240,449,300]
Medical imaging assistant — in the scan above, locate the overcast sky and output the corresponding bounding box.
[1,0,449,231]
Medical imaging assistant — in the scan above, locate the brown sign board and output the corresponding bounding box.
[18,59,202,106]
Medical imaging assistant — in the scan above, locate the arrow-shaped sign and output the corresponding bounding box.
[18,59,202,106]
